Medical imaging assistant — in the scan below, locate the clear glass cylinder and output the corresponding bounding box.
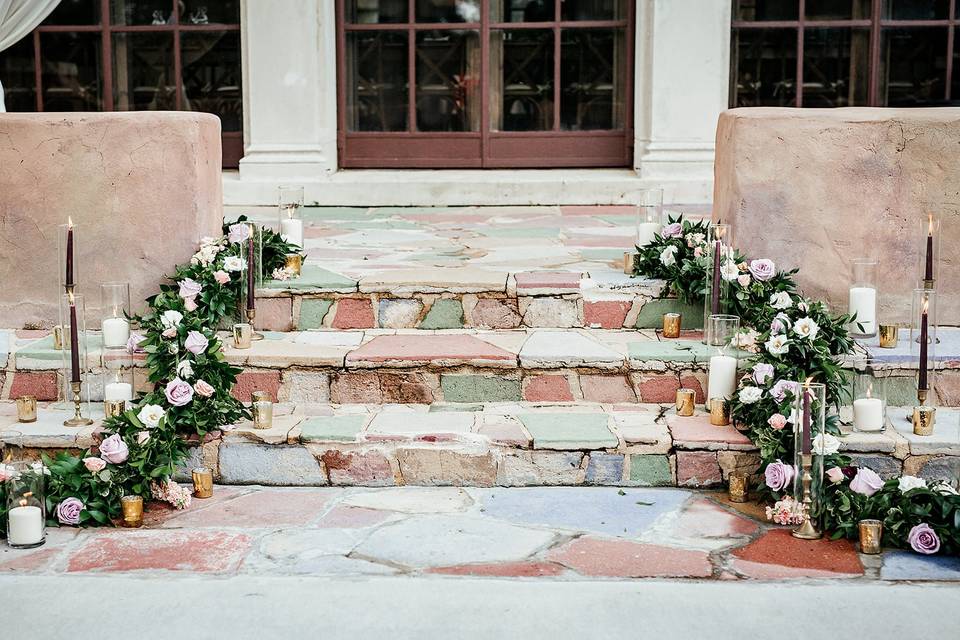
[848,258,878,338]
[102,366,134,403]
[634,188,664,247]
[58,292,90,407]
[910,288,937,404]
[100,282,131,349]
[793,382,827,502]
[278,185,305,248]
[5,461,46,548]
[240,223,263,310]
[852,358,886,433]
[0,430,24,464]
[703,223,735,334]
[57,221,80,291]
[920,212,941,287]
[706,314,740,401]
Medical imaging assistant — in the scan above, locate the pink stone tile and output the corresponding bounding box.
[731,529,863,579]
[676,451,722,487]
[478,418,531,447]
[675,498,759,538]
[580,375,637,403]
[428,561,565,577]
[515,271,582,290]
[142,487,249,528]
[636,374,683,403]
[561,205,634,216]
[314,505,394,529]
[563,235,633,247]
[523,374,574,402]
[320,449,395,486]
[231,370,281,402]
[0,545,63,572]
[583,301,630,329]
[9,372,58,401]
[667,414,753,447]
[161,489,337,528]
[15,329,49,339]
[346,334,515,366]
[330,372,383,403]
[546,536,712,578]
[332,299,375,329]
[67,530,250,573]
[255,297,294,331]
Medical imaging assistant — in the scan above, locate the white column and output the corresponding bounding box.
[238,0,338,179]
[634,0,731,202]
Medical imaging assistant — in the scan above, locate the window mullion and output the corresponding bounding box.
[102,0,113,110]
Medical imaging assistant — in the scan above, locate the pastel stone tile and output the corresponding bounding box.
[1,408,99,448]
[880,550,960,580]
[419,299,464,329]
[365,411,475,440]
[859,327,960,365]
[627,339,719,364]
[516,412,618,450]
[299,415,371,443]
[345,334,516,368]
[667,414,755,450]
[228,414,304,445]
[359,268,508,294]
[262,265,357,292]
[441,374,521,403]
[519,331,624,369]
[514,271,583,294]
[223,335,352,367]
[889,406,960,455]
[15,334,102,370]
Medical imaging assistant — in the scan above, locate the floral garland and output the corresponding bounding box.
[1,217,300,530]
[634,215,960,555]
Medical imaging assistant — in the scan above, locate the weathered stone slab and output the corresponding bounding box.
[219,443,327,485]
[519,331,624,369]
[516,413,618,450]
[0,112,222,327]
[715,107,960,323]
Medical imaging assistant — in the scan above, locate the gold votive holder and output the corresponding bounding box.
[52,325,64,350]
[912,405,935,436]
[878,324,899,349]
[728,472,749,503]
[284,253,303,277]
[858,519,883,554]
[675,388,696,417]
[120,495,144,528]
[233,322,253,349]
[622,251,636,275]
[252,400,274,430]
[662,312,682,339]
[103,399,126,419]
[16,396,37,423]
[709,398,730,426]
[192,467,214,499]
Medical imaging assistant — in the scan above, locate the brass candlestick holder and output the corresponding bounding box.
[246,308,265,341]
[63,381,93,427]
[792,453,821,540]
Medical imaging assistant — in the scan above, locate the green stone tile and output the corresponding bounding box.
[479,227,560,238]
[335,220,421,230]
[429,403,484,413]
[441,375,521,403]
[629,455,673,486]
[299,415,368,443]
[635,299,705,329]
[517,413,618,450]
[627,339,713,363]
[299,207,374,221]
[16,334,102,363]
[298,299,334,330]
[372,206,475,216]
[884,375,921,407]
[264,264,357,291]
[419,299,464,329]
[580,248,628,261]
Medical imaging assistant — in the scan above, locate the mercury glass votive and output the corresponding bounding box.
[16,396,37,423]
[912,405,936,436]
[858,519,883,554]
[878,324,899,349]
[662,313,682,339]
[709,398,730,426]
[192,467,214,499]
[233,323,253,349]
[728,472,749,503]
[104,400,126,419]
[285,253,303,277]
[252,400,274,430]
[52,325,64,351]
[675,388,696,417]
[120,495,143,528]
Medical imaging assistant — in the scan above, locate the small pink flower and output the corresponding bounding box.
[826,466,845,484]
[228,223,250,244]
[693,246,703,258]
[56,497,84,525]
[737,273,751,287]
[184,330,208,355]
[82,457,106,472]
[767,413,787,430]
[165,378,195,407]
[194,379,215,398]
[661,222,683,238]
[98,434,129,464]
[183,296,198,312]
[214,270,230,285]
[162,327,177,339]
[850,467,884,497]
[136,431,151,446]
[126,333,146,354]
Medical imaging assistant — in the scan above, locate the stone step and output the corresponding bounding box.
[5,400,958,488]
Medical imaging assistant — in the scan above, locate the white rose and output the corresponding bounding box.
[738,386,763,404]
[720,258,739,282]
[769,291,792,310]
[685,232,706,248]
[177,360,194,380]
[733,329,759,352]
[223,256,247,272]
[659,245,678,267]
[812,433,841,456]
[933,481,959,496]
[137,404,166,429]
[765,334,790,356]
[898,475,927,493]
[160,309,183,329]
[793,317,820,341]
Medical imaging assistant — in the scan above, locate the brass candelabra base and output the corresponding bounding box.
[63,382,93,427]
[246,309,265,341]
[792,453,822,540]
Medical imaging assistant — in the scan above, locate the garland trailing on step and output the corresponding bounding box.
[0,218,302,531]
[633,215,960,554]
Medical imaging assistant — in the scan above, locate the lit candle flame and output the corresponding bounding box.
[68,216,73,228]
[928,214,934,236]
[19,498,27,507]
[922,297,929,315]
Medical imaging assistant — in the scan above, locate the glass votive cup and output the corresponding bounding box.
[858,519,883,554]
[104,400,126,419]
[1,430,25,464]
[675,388,695,417]
[728,472,749,503]
[878,324,898,349]
[192,467,213,499]
[709,398,730,426]
[252,400,274,430]
[662,313,682,339]
[233,323,253,349]
[284,254,303,277]
[16,396,37,423]
[120,495,143,528]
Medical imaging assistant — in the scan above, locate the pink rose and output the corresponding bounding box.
[228,223,250,244]
[214,270,230,285]
[184,330,209,355]
[162,327,177,339]
[193,379,215,398]
[748,258,776,281]
[165,378,194,407]
[126,333,146,354]
[770,379,799,403]
[752,363,774,385]
[184,296,198,312]
[849,467,884,497]
[178,278,203,300]
[764,460,796,492]
[737,273,751,287]
[82,457,106,472]
[826,466,845,484]
[693,246,703,258]
[767,413,787,430]
[136,431,151,446]
[98,433,129,464]
[56,497,84,525]
[908,523,941,555]
[661,222,683,238]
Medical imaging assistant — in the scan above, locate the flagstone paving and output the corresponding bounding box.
[2,485,953,585]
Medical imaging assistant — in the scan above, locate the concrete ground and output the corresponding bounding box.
[3,486,959,638]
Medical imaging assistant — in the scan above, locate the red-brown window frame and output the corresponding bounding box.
[336,0,635,169]
[731,0,960,106]
[24,0,242,167]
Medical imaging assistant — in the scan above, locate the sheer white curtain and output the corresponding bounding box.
[0,0,61,112]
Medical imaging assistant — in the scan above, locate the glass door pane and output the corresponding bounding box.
[805,0,872,19]
[734,0,799,21]
[495,1,555,22]
[112,32,176,110]
[560,28,626,130]
[346,31,409,131]
[491,29,554,131]
[731,28,797,106]
[40,32,103,111]
[0,37,36,112]
[561,0,628,21]
[181,0,240,25]
[803,28,869,106]
[346,0,408,23]
[46,0,101,25]
[110,0,172,26]
[882,0,949,19]
[417,0,480,22]
[181,32,242,131]
[416,30,481,131]
[879,28,948,106]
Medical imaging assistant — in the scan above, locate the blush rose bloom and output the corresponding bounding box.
[56,497,84,525]
[661,222,683,238]
[764,460,796,492]
[908,523,941,555]
[126,333,146,354]
[184,330,209,355]
[99,433,129,464]
[736,273,751,288]
[849,467,884,497]
[770,379,799,403]
[82,457,106,473]
[183,297,198,312]
[767,413,787,430]
[228,223,250,244]
[213,270,231,285]
[748,258,776,281]
[826,466,845,484]
[165,378,194,407]
[161,327,177,339]
[136,431,151,446]
[193,379,215,398]
[752,363,774,386]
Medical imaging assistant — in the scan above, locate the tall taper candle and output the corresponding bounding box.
[68,295,80,383]
[919,298,929,391]
[924,214,934,282]
[246,226,255,311]
[802,381,812,455]
[711,240,721,315]
[65,218,74,289]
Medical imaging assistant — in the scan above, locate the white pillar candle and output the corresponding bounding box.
[104,382,133,402]
[853,397,884,432]
[707,354,738,401]
[848,286,877,335]
[102,317,130,348]
[8,505,44,546]
[280,217,304,248]
[636,222,661,247]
